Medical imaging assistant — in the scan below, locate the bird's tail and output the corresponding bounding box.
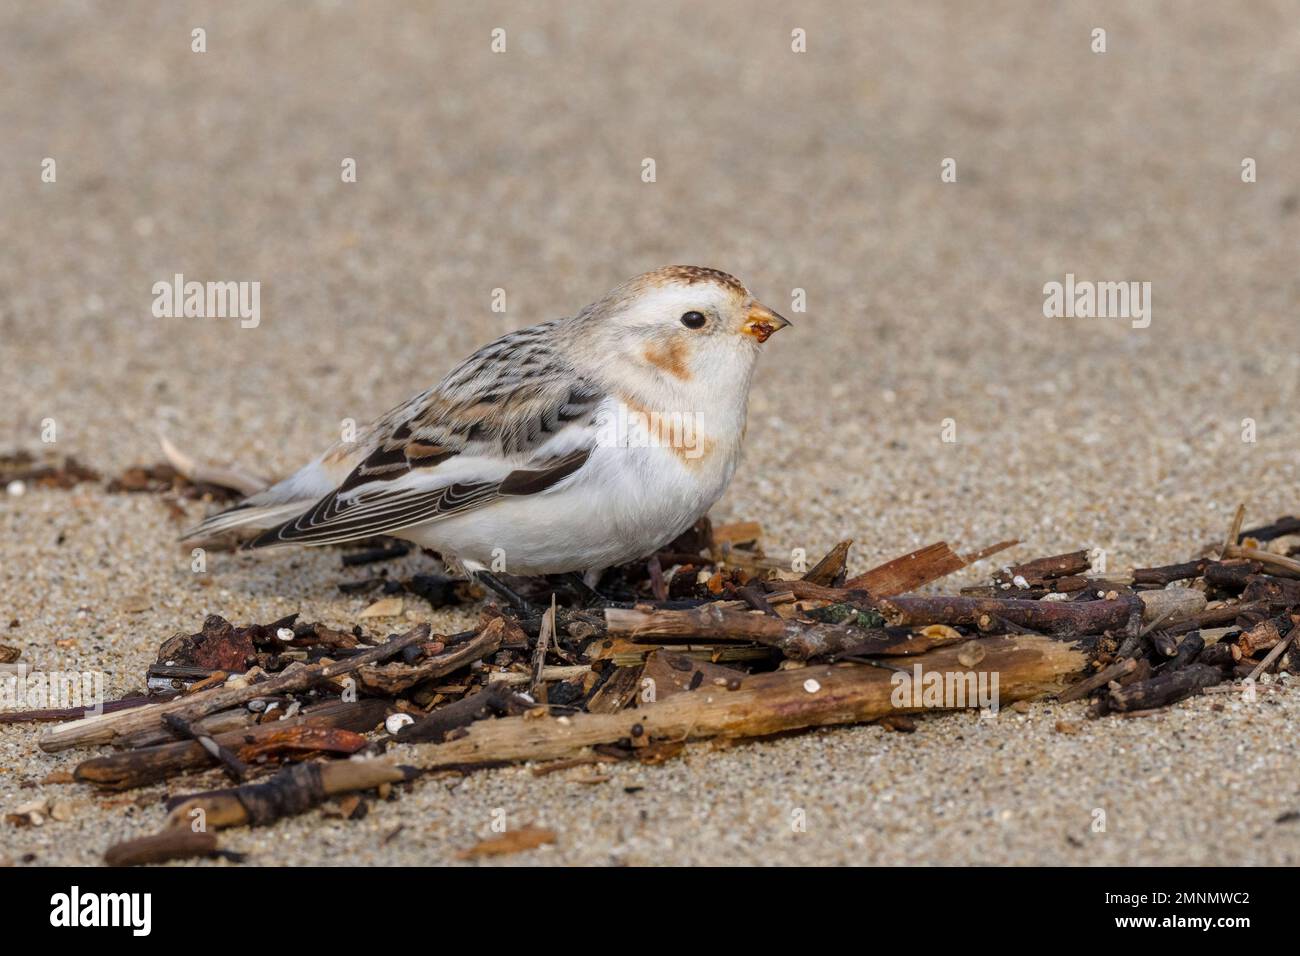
[180,499,311,545]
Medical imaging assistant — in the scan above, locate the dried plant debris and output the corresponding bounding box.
[5,501,1297,864]
[456,825,556,860]
[106,462,245,504]
[1,450,100,491]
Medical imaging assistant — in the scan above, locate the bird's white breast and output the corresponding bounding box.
[403,395,744,575]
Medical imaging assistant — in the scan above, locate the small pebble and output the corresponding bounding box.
[803,678,821,694]
[5,480,25,497]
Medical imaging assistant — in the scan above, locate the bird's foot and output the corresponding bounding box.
[561,571,609,608]
[473,570,537,615]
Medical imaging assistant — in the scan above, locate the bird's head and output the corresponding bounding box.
[580,266,791,393]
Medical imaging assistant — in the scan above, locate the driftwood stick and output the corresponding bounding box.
[993,550,1091,589]
[1135,587,1207,626]
[760,578,876,608]
[395,684,533,743]
[162,759,413,831]
[1221,544,1300,579]
[803,540,853,586]
[1159,632,1206,672]
[124,634,1086,838]
[1237,614,1295,657]
[1148,630,1178,658]
[1198,642,1241,667]
[1107,663,1226,713]
[1224,502,1247,552]
[1246,626,1299,683]
[0,695,159,725]
[1057,658,1137,703]
[490,665,591,687]
[961,539,1021,565]
[1242,574,1300,609]
[399,633,1089,772]
[1167,603,1257,635]
[39,624,432,752]
[605,605,884,660]
[843,539,1017,595]
[356,623,503,695]
[161,712,249,783]
[530,596,556,697]
[875,594,1139,636]
[1131,560,1207,588]
[844,541,965,594]
[74,699,388,790]
[1240,515,1300,542]
[104,829,223,867]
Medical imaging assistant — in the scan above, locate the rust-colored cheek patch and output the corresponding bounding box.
[643,339,691,380]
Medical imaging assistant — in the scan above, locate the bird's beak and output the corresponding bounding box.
[742,302,792,343]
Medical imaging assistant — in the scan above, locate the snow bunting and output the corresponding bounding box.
[183,266,790,588]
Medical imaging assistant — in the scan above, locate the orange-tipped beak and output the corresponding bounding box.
[742,302,792,343]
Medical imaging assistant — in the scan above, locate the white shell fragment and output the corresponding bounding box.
[385,713,415,734]
[803,678,821,694]
[277,627,295,642]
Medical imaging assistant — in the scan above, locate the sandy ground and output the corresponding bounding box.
[3,1,1300,866]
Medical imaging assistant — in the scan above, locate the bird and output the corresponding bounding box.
[182,266,791,605]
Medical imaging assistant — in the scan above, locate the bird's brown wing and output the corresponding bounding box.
[246,326,604,548]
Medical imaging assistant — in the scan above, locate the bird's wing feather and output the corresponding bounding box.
[244,327,604,549]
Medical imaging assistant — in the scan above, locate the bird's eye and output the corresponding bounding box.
[680,311,707,329]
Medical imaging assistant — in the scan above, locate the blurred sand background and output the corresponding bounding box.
[2,0,1299,865]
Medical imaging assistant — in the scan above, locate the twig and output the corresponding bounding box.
[1222,544,1300,580]
[530,594,555,697]
[803,540,853,586]
[876,593,1139,636]
[1246,626,1299,683]
[1224,502,1247,554]
[161,712,249,783]
[40,624,433,751]
[1058,658,1137,703]
[158,432,269,496]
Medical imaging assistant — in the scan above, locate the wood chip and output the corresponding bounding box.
[358,597,404,619]
[456,825,556,859]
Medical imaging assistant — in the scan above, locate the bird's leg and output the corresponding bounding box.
[473,570,536,614]
[562,571,608,607]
